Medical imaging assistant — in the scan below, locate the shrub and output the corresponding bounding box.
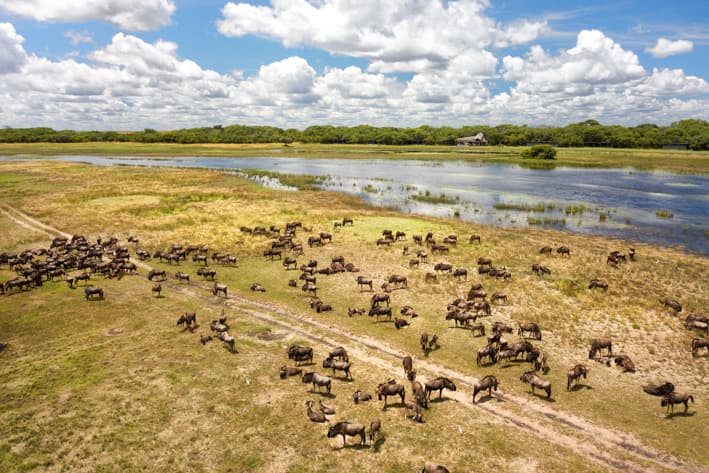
[521,144,557,160]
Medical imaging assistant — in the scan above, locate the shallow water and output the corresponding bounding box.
[4,155,708,255]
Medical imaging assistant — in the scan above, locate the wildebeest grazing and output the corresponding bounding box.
[518,322,542,340]
[377,381,405,406]
[329,346,349,361]
[643,382,674,397]
[177,312,196,329]
[218,331,236,352]
[212,282,227,298]
[151,283,162,297]
[369,419,381,442]
[660,298,682,313]
[402,355,413,377]
[279,365,303,379]
[588,279,609,291]
[147,269,167,281]
[614,354,636,373]
[288,345,314,365]
[520,371,552,398]
[322,357,352,379]
[567,364,589,390]
[472,375,498,403]
[302,372,332,394]
[327,421,366,446]
[422,462,451,473]
[477,344,498,366]
[425,377,456,400]
[250,283,266,292]
[691,338,709,356]
[175,271,190,283]
[369,306,392,321]
[370,293,390,307]
[403,400,423,422]
[661,392,694,414]
[356,276,373,291]
[84,286,104,300]
[588,338,613,359]
[199,335,212,345]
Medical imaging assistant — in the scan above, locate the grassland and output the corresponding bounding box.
[1,141,708,174]
[0,161,707,472]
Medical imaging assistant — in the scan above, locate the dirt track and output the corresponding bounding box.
[1,203,701,473]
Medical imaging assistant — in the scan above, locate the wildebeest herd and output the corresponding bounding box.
[2,214,704,470]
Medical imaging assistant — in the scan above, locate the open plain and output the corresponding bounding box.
[0,160,707,472]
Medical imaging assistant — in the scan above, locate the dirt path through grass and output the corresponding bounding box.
[1,203,699,473]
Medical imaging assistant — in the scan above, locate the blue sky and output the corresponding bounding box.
[0,0,707,130]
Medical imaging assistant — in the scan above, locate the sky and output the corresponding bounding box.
[0,0,708,131]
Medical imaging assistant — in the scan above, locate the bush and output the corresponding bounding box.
[521,144,557,160]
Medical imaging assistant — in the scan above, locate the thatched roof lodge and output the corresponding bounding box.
[456,132,487,146]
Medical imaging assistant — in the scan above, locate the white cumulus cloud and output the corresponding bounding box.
[65,30,94,45]
[645,38,693,58]
[0,22,27,74]
[0,0,175,31]
[217,0,546,73]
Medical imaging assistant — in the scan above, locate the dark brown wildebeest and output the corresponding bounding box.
[413,235,423,245]
[567,364,589,390]
[263,249,281,260]
[477,344,498,366]
[692,338,709,356]
[557,246,571,257]
[419,332,429,352]
[377,381,405,406]
[376,238,392,247]
[643,382,674,397]
[84,286,104,300]
[409,258,420,268]
[175,271,190,283]
[347,307,366,317]
[469,322,485,337]
[531,263,551,276]
[518,322,542,340]
[477,257,492,267]
[288,345,313,365]
[371,293,390,307]
[151,283,162,297]
[539,246,552,255]
[307,236,322,247]
[402,356,414,377]
[306,400,327,423]
[342,217,354,226]
[177,312,196,329]
[369,419,381,442]
[424,272,437,283]
[495,349,517,364]
[684,319,708,335]
[327,421,366,446]
[323,357,352,379]
[280,365,303,379]
[353,390,372,404]
[250,283,266,292]
[319,232,332,243]
[395,231,407,241]
[472,375,498,403]
[469,234,481,244]
[213,282,227,298]
[422,462,450,473]
[686,314,709,324]
[192,254,208,265]
[329,346,349,361]
[394,318,410,330]
[388,274,407,288]
[313,300,332,313]
[520,371,551,398]
[661,392,694,414]
[282,257,297,269]
[196,267,216,280]
[369,306,392,321]
[199,335,212,345]
[433,262,452,273]
[445,310,474,328]
[588,338,612,359]
[614,355,636,373]
[588,279,608,291]
[431,244,449,254]
[147,269,167,281]
[453,268,467,281]
[302,372,332,394]
[491,292,507,304]
[288,279,297,288]
[356,276,373,291]
[425,377,456,400]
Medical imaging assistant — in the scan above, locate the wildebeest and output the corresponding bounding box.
[212,282,227,298]
[425,377,456,400]
[329,346,349,362]
[394,318,410,329]
[250,283,266,292]
[175,271,190,283]
[685,319,708,335]
[177,312,196,329]
[302,372,332,394]
[196,267,216,280]
[643,382,674,397]
[288,345,313,365]
[323,357,352,379]
[491,292,507,304]
[567,364,589,390]
[319,400,336,416]
[306,400,327,423]
[520,371,551,398]
[282,257,297,269]
[370,293,390,307]
[518,322,542,340]
[342,217,354,226]
[588,278,608,291]
[151,283,162,297]
[356,276,373,291]
[531,263,551,276]
[347,307,366,317]
[402,356,414,377]
[192,254,208,265]
[453,268,467,281]
[445,310,474,328]
[377,381,405,406]
[369,306,392,321]
[660,298,682,313]
[279,365,302,379]
[424,272,437,283]
[477,344,498,366]
[614,355,636,373]
[691,338,709,356]
[539,246,552,255]
[199,334,212,345]
[422,462,450,473]
[327,421,366,446]
[477,257,492,267]
[376,238,392,247]
[420,332,429,352]
[661,392,694,414]
[403,400,423,422]
[147,269,167,281]
[557,246,571,257]
[353,390,373,404]
[433,262,452,273]
[302,282,318,297]
[369,419,381,442]
[84,286,104,300]
[588,338,612,359]
[388,274,407,288]
[473,375,499,403]
[218,331,236,352]
[307,236,322,247]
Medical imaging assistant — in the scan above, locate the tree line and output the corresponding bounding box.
[1,119,708,150]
